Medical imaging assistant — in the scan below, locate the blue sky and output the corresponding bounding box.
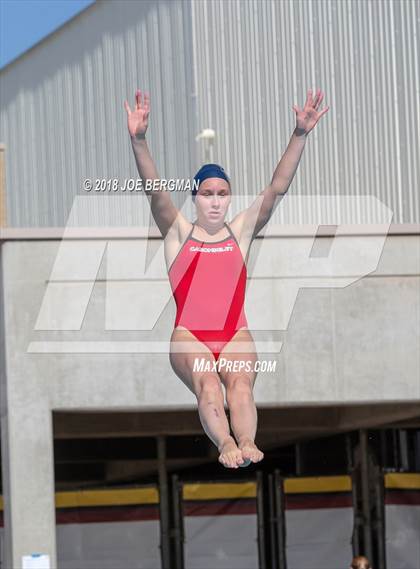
[0,0,95,69]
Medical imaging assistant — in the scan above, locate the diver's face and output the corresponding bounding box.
[194,178,231,224]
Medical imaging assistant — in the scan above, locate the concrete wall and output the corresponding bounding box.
[1,229,419,566]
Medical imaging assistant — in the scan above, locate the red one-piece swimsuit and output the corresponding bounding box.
[168,221,248,360]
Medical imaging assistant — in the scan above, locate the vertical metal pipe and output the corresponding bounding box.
[392,429,399,470]
[157,435,171,568]
[256,471,267,569]
[295,443,303,475]
[374,468,386,569]
[345,434,353,472]
[268,473,277,568]
[274,469,287,569]
[171,473,184,569]
[398,430,409,471]
[360,429,373,561]
[415,431,420,472]
[351,471,360,557]
[380,430,387,469]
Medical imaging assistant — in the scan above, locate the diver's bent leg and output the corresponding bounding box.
[169,329,244,467]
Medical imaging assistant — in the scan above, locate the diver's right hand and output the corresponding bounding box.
[124,89,150,139]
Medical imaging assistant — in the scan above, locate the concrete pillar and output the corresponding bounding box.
[1,243,57,567]
[1,403,56,568]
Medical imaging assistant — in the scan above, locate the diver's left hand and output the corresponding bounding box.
[293,88,329,135]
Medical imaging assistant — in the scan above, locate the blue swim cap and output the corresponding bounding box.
[192,163,230,198]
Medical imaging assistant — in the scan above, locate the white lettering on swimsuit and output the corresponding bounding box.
[190,244,234,253]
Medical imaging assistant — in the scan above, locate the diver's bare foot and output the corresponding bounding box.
[238,438,264,463]
[218,436,245,468]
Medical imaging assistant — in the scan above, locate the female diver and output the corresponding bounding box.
[124,89,328,468]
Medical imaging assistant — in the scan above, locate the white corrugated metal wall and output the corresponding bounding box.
[0,0,197,227]
[0,0,418,227]
[191,0,419,224]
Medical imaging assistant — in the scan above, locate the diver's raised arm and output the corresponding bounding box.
[233,88,329,240]
[124,90,180,238]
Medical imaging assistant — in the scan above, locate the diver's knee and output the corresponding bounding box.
[225,375,254,406]
[195,373,223,402]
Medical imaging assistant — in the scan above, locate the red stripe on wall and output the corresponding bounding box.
[5,493,417,527]
[285,493,353,510]
[385,491,420,506]
[183,499,257,517]
[1,495,358,528]
[56,505,160,524]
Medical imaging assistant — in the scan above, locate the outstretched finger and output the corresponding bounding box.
[313,89,323,109]
[292,104,300,114]
[318,105,330,119]
[305,89,313,108]
[124,100,132,115]
[144,91,150,111]
[136,89,142,109]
